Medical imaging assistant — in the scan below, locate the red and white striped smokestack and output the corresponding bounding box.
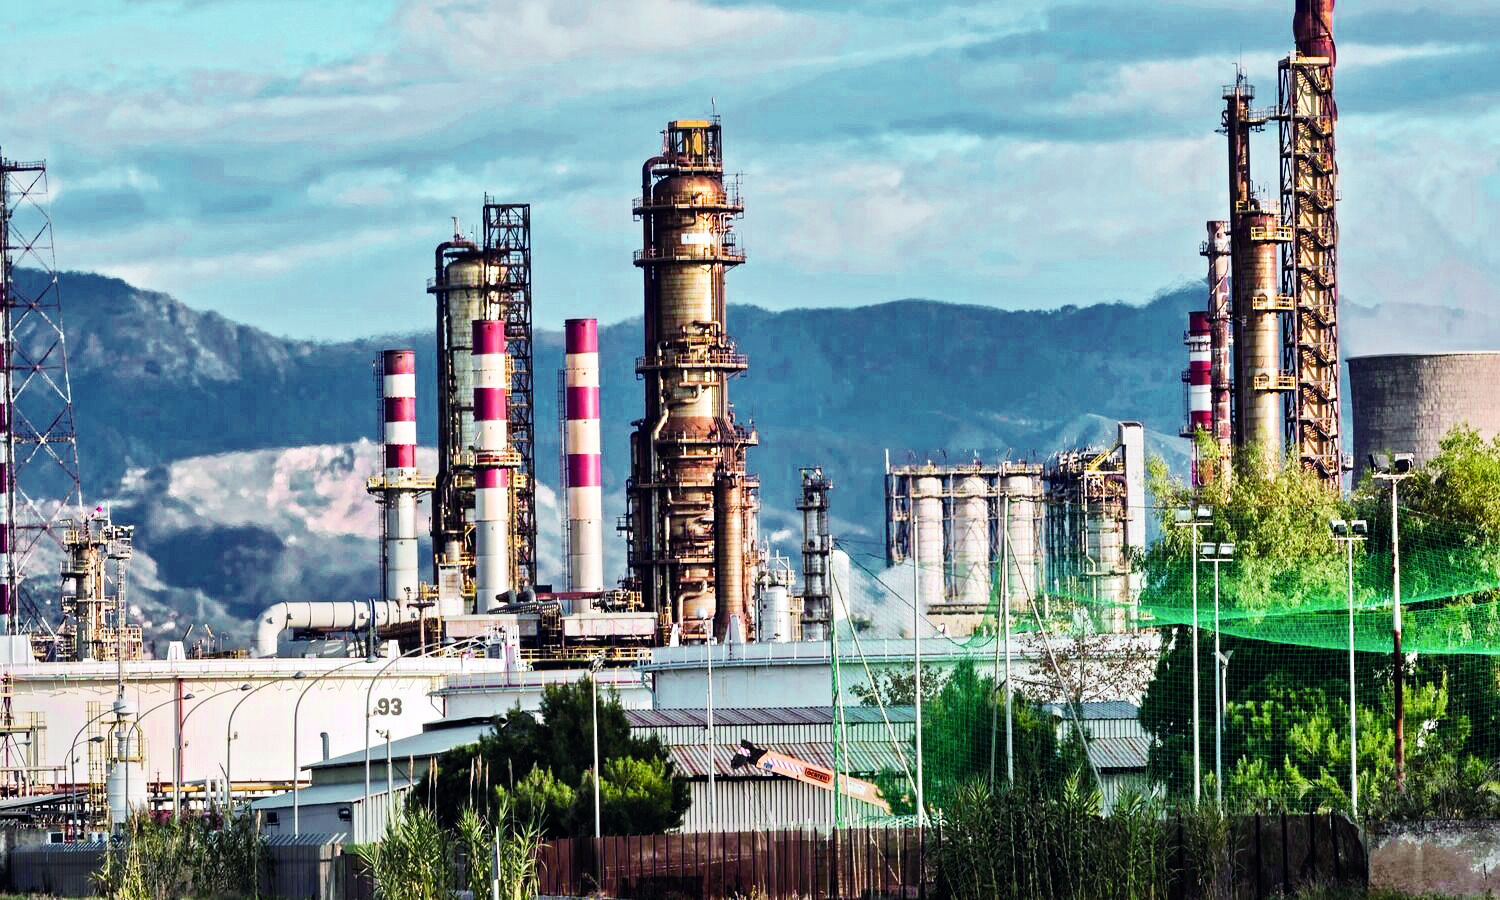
[564,319,604,596]
[472,320,511,613]
[1184,311,1212,486]
[381,350,420,609]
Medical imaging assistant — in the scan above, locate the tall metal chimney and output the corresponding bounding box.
[563,319,604,595]
[378,350,420,610]
[472,320,514,614]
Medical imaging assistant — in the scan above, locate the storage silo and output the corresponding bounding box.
[912,476,945,613]
[951,476,990,608]
[1002,472,1042,612]
[1349,352,1500,480]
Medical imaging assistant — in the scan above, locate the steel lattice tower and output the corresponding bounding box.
[483,201,536,587]
[1278,54,1341,484]
[0,150,84,636]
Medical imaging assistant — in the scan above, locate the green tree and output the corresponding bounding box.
[416,678,689,837]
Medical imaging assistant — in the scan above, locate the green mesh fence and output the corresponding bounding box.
[825,496,1500,827]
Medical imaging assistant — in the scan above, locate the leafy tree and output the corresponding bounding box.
[415,679,688,837]
[862,659,1088,815]
[594,756,693,835]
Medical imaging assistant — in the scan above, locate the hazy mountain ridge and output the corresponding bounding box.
[17,268,1492,640]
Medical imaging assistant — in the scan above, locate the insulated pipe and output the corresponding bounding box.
[472,320,510,614]
[252,600,405,658]
[381,350,419,607]
[564,319,604,597]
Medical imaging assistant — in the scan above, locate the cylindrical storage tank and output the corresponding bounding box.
[1003,474,1040,613]
[106,759,147,828]
[381,350,420,608]
[756,584,793,643]
[471,321,511,614]
[1233,210,1284,452]
[445,256,485,453]
[564,319,605,596]
[912,477,945,613]
[1349,352,1500,481]
[951,477,990,608]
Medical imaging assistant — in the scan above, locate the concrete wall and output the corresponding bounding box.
[1349,352,1500,481]
[1371,821,1500,897]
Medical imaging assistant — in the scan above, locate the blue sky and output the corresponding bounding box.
[5,0,1498,339]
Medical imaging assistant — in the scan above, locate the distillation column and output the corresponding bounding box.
[564,319,604,595]
[627,119,758,642]
[797,468,833,640]
[1280,0,1342,483]
[472,320,516,613]
[1225,78,1292,456]
[430,232,486,581]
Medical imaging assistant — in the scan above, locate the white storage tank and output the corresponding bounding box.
[756,584,793,642]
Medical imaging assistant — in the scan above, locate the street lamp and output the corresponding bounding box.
[1174,505,1213,802]
[121,694,194,827]
[376,728,394,823]
[69,735,106,837]
[1370,452,1414,790]
[1200,541,1234,808]
[174,684,250,816]
[296,658,375,834]
[66,706,122,836]
[590,655,604,841]
[226,672,305,809]
[362,636,486,840]
[1332,518,1369,817]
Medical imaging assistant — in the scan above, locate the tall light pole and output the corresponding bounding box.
[590,655,604,841]
[362,637,486,839]
[66,707,119,836]
[911,531,925,825]
[122,694,194,827]
[1174,505,1213,803]
[1371,453,1414,790]
[296,657,374,835]
[69,735,106,837]
[226,672,306,809]
[1200,541,1234,808]
[1332,518,1368,817]
[174,683,250,816]
[706,628,717,833]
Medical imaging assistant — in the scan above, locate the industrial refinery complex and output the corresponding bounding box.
[0,1,1495,871]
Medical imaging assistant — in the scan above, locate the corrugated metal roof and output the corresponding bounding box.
[1042,701,1141,721]
[309,723,491,770]
[263,833,346,848]
[627,706,916,729]
[1087,736,1151,771]
[252,776,414,810]
[668,741,909,778]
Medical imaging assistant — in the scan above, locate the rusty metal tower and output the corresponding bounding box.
[626,118,759,642]
[1278,0,1343,484]
[1199,220,1233,483]
[0,151,84,637]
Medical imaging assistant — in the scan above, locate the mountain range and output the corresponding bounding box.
[13,268,1498,647]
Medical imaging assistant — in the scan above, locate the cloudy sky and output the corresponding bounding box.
[5,0,1497,339]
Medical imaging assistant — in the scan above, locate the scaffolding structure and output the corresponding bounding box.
[0,673,50,797]
[1278,54,1342,483]
[0,151,85,638]
[797,468,833,640]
